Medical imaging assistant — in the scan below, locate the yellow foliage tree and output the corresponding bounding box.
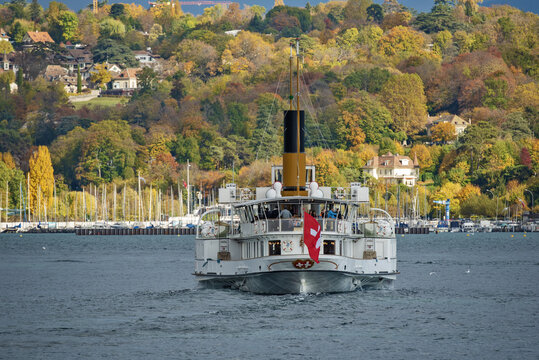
[314,150,345,187]
[510,82,539,112]
[433,182,462,217]
[339,111,366,150]
[378,25,426,60]
[90,63,112,89]
[457,184,481,202]
[431,122,456,143]
[29,146,54,216]
[224,31,273,73]
[409,144,433,169]
[0,152,15,169]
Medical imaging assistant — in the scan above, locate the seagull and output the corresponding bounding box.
[465,268,471,274]
[42,246,46,250]
[429,272,437,276]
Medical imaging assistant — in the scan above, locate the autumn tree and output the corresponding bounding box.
[223,31,273,73]
[409,144,433,169]
[337,111,366,150]
[29,146,54,216]
[431,122,456,143]
[89,63,111,89]
[378,26,426,63]
[338,92,393,145]
[380,73,427,135]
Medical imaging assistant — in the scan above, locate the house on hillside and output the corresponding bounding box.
[111,68,140,90]
[84,63,122,81]
[44,65,68,81]
[61,48,94,73]
[363,152,420,187]
[23,31,54,46]
[426,114,471,137]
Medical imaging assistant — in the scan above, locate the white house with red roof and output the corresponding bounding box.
[363,152,420,186]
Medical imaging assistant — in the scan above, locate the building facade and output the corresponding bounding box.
[363,152,420,187]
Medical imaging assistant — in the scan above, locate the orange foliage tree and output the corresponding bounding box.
[431,122,456,143]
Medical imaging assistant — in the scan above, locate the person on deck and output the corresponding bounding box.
[327,208,338,218]
[280,207,292,219]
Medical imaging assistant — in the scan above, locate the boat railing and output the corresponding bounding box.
[229,217,363,237]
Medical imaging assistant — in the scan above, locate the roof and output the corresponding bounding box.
[427,114,470,127]
[66,49,93,62]
[25,31,54,43]
[112,68,140,80]
[44,65,68,78]
[363,152,419,169]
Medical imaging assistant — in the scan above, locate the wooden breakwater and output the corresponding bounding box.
[75,227,196,236]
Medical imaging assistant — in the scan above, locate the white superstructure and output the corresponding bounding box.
[194,187,398,294]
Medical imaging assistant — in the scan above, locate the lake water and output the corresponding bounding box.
[0,232,537,359]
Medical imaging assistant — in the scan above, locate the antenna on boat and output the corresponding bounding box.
[282,38,307,197]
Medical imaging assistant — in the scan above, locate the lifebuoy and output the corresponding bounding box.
[337,221,343,233]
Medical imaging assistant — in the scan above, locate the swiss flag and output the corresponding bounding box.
[303,211,322,263]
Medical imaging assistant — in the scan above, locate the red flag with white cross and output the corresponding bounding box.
[303,211,322,263]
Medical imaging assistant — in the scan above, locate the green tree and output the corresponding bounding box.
[92,39,138,67]
[0,71,15,95]
[170,134,200,165]
[344,67,391,93]
[76,64,82,93]
[136,67,157,94]
[458,121,499,174]
[366,4,384,23]
[16,68,24,88]
[56,10,79,42]
[413,1,463,34]
[110,3,126,19]
[0,41,14,58]
[170,70,186,105]
[29,0,43,22]
[72,120,138,184]
[251,93,283,160]
[483,77,508,109]
[10,21,27,44]
[99,18,126,39]
[227,102,251,138]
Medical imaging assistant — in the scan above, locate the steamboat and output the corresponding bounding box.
[194,40,397,294]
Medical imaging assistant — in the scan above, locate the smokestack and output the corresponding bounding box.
[282,110,307,196]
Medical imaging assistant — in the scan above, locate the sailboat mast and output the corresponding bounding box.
[296,39,300,195]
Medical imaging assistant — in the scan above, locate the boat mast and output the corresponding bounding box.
[282,39,307,197]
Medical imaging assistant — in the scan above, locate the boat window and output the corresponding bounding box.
[323,240,335,255]
[248,206,256,223]
[269,240,281,256]
[280,202,300,218]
